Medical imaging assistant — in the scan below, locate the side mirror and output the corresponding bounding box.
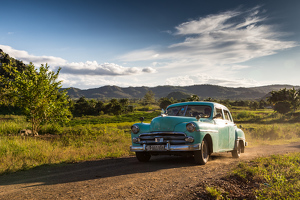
[139,117,144,123]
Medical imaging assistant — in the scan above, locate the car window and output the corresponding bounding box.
[184,105,211,118]
[224,110,233,122]
[166,105,212,118]
[215,108,223,119]
[166,106,185,116]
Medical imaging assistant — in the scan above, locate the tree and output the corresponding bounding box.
[1,63,71,134]
[119,98,129,113]
[105,98,122,115]
[143,90,155,105]
[274,101,291,114]
[73,96,91,116]
[249,101,259,110]
[188,94,200,101]
[267,88,299,113]
[159,97,173,110]
[289,87,300,112]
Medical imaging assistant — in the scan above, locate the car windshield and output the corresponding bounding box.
[166,105,212,118]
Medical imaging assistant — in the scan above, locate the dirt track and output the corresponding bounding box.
[1,142,300,200]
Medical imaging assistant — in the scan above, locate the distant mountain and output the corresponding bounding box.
[64,84,300,100]
[2,49,298,101]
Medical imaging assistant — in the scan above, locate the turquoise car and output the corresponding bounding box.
[130,101,247,165]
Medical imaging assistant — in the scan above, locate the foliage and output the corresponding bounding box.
[0,122,133,174]
[267,87,300,112]
[231,153,300,199]
[73,97,104,116]
[1,63,71,134]
[242,123,300,141]
[143,90,155,105]
[1,104,300,175]
[0,50,27,80]
[205,187,223,200]
[274,101,292,114]
[235,111,261,122]
[104,98,122,115]
[72,97,131,116]
[249,101,259,110]
[188,94,200,101]
[159,97,174,110]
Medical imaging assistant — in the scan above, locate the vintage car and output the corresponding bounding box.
[130,101,247,165]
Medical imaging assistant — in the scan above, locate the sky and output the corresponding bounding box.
[0,0,300,89]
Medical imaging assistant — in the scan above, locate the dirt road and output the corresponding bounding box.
[1,142,300,200]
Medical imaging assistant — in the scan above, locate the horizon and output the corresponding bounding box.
[1,0,299,89]
[64,83,300,91]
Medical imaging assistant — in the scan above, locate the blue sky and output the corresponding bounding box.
[1,0,299,89]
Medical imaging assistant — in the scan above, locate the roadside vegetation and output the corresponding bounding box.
[205,152,300,199]
[232,152,300,199]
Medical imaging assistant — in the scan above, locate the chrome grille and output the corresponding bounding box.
[138,132,187,145]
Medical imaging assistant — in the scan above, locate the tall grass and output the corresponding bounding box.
[0,122,133,174]
[240,123,300,146]
[1,107,300,175]
[0,115,30,135]
[231,153,300,199]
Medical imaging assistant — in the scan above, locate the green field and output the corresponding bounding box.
[1,108,300,174]
[1,107,300,199]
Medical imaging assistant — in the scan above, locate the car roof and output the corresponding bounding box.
[166,101,229,110]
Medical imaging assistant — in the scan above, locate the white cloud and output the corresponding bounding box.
[118,49,160,62]
[0,45,156,77]
[58,61,156,76]
[0,45,67,66]
[119,6,298,72]
[165,74,262,88]
[174,11,238,35]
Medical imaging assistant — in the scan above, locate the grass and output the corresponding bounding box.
[231,152,300,199]
[0,122,134,174]
[238,123,300,147]
[0,114,135,174]
[0,107,300,177]
[205,186,224,200]
[1,107,300,199]
[67,111,161,126]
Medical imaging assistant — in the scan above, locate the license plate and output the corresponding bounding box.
[146,145,165,151]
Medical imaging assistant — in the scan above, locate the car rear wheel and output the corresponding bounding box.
[232,141,241,158]
[194,138,209,165]
[136,152,151,162]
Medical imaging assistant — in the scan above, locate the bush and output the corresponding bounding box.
[274,101,291,114]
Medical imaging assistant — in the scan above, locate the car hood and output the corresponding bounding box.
[150,116,194,132]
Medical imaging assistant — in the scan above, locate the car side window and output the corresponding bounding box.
[224,110,233,122]
[215,108,223,119]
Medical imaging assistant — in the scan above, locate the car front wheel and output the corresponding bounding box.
[136,152,151,162]
[194,139,209,165]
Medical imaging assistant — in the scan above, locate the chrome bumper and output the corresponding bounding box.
[130,143,201,152]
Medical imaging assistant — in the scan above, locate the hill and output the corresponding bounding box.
[1,49,298,101]
[64,84,300,100]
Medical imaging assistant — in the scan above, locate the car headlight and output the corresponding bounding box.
[131,125,140,134]
[186,122,196,132]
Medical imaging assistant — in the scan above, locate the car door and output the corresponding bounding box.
[214,107,229,151]
[223,109,235,150]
